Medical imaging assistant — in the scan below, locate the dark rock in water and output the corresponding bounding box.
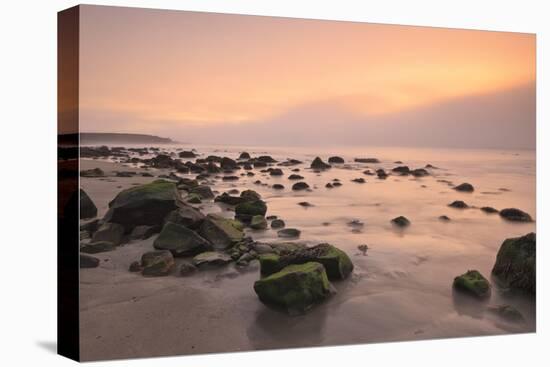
[186,193,202,204]
[392,166,410,174]
[116,171,136,178]
[288,174,304,180]
[357,244,369,256]
[80,189,98,219]
[332,181,343,187]
[253,161,267,168]
[492,232,535,294]
[277,228,301,238]
[215,192,245,206]
[454,183,475,192]
[279,159,302,167]
[269,168,284,176]
[177,177,199,191]
[220,157,238,170]
[199,214,244,250]
[80,254,100,268]
[228,189,240,195]
[272,184,285,190]
[80,168,105,177]
[391,216,410,227]
[310,157,331,170]
[449,200,469,209]
[141,172,154,177]
[141,250,175,276]
[325,183,334,188]
[499,208,533,222]
[487,304,524,322]
[354,158,380,163]
[238,152,251,160]
[259,243,354,280]
[205,162,221,174]
[271,219,285,229]
[80,219,100,233]
[189,185,214,199]
[425,164,437,169]
[104,180,181,230]
[129,261,142,272]
[363,169,374,175]
[192,251,232,267]
[254,262,332,314]
[179,262,197,276]
[347,220,364,228]
[439,215,451,221]
[351,178,366,183]
[91,222,125,245]
[250,215,268,230]
[257,155,277,163]
[81,241,116,254]
[292,182,310,191]
[453,270,491,299]
[149,154,175,169]
[241,189,261,201]
[376,169,388,179]
[410,168,429,177]
[130,225,159,240]
[328,156,345,164]
[164,206,205,229]
[222,175,239,181]
[266,215,277,220]
[480,206,499,214]
[298,201,314,207]
[153,222,212,256]
[235,200,267,222]
[178,151,196,158]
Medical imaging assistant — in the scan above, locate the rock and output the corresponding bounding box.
[271,219,285,229]
[487,304,524,322]
[298,201,313,207]
[269,168,284,176]
[189,185,214,199]
[347,219,364,228]
[186,193,202,204]
[288,174,304,180]
[392,166,410,174]
[310,157,331,170]
[220,157,238,170]
[250,215,268,230]
[91,222,125,245]
[332,181,342,186]
[179,262,197,276]
[205,162,220,173]
[277,228,301,238]
[480,206,499,214]
[104,180,181,230]
[292,182,310,191]
[128,261,142,272]
[454,183,475,192]
[453,270,491,299]
[253,243,274,254]
[140,250,175,276]
[325,183,333,188]
[80,241,116,254]
[328,156,345,164]
[238,152,251,160]
[235,200,267,222]
[199,214,244,250]
[354,158,380,163]
[164,206,205,229]
[214,192,245,206]
[448,200,469,209]
[80,189,98,219]
[272,184,285,190]
[222,175,239,181]
[492,232,535,294]
[357,244,369,256]
[240,189,262,201]
[439,215,451,221]
[376,169,388,179]
[80,254,100,268]
[178,151,196,158]
[257,155,277,163]
[80,168,105,177]
[391,216,410,227]
[266,215,277,220]
[351,178,365,183]
[410,168,429,177]
[153,222,212,256]
[254,262,332,314]
[130,225,159,240]
[499,208,533,222]
[116,171,135,177]
[192,251,232,267]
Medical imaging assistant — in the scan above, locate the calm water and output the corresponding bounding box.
[85,144,536,350]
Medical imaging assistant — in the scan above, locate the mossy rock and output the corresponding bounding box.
[189,185,214,199]
[153,222,212,256]
[140,250,175,276]
[492,232,535,294]
[186,193,202,204]
[250,215,268,230]
[235,199,267,222]
[80,241,116,254]
[198,214,244,250]
[164,206,205,229]
[453,270,491,299]
[259,254,282,277]
[214,192,245,206]
[91,222,125,245]
[240,189,261,201]
[253,262,332,314]
[192,251,232,267]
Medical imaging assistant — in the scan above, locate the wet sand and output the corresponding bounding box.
[79,146,536,361]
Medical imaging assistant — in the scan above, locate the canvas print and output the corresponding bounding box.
[58,5,536,361]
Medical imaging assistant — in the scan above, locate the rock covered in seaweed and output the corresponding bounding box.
[140,250,175,276]
[198,214,243,250]
[453,270,491,299]
[153,222,211,256]
[492,232,535,294]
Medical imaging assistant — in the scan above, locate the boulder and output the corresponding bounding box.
[164,206,205,229]
[199,214,244,250]
[454,183,475,192]
[103,180,181,230]
[257,155,277,163]
[278,228,301,238]
[448,200,469,209]
[178,151,196,158]
[392,166,410,174]
[240,189,261,201]
[215,192,246,206]
[410,168,429,177]
[91,222,125,245]
[328,156,345,164]
[130,225,159,240]
[254,262,332,314]
[189,185,214,199]
[235,200,267,222]
[269,168,284,176]
[310,157,331,170]
[272,184,285,190]
[250,215,268,230]
[292,182,310,191]
[238,152,251,160]
[220,157,238,170]
[80,254,100,268]
[271,219,285,229]
[391,216,410,227]
[499,208,533,222]
[153,222,212,256]
[453,270,491,299]
[80,241,116,254]
[80,189,98,219]
[192,251,232,267]
[492,232,535,294]
[140,250,175,276]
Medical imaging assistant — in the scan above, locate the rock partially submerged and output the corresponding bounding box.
[492,232,535,294]
[310,157,331,170]
[487,304,524,322]
[277,228,301,238]
[355,158,379,163]
[499,208,533,222]
[454,183,475,192]
[80,168,105,177]
[140,250,175,276]
[391,216,410,227]
[480,206,499,214]
[453,270,491,299]
[164,206,205,229]
[254,262,332,314]
[449,200,469,209]
[81,241,117,254]
[235,200,267,223]
[250,215,268,230]
[153,222,211,256]
[328,156,345,164]
[271,219,285,229]
[292,182,310,191]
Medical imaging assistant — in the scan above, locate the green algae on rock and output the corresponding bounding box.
[153,222,212,256]
[492,232,535,294]
[453,270,491,299]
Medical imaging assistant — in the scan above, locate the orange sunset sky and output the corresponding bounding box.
[78,5,536,148]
